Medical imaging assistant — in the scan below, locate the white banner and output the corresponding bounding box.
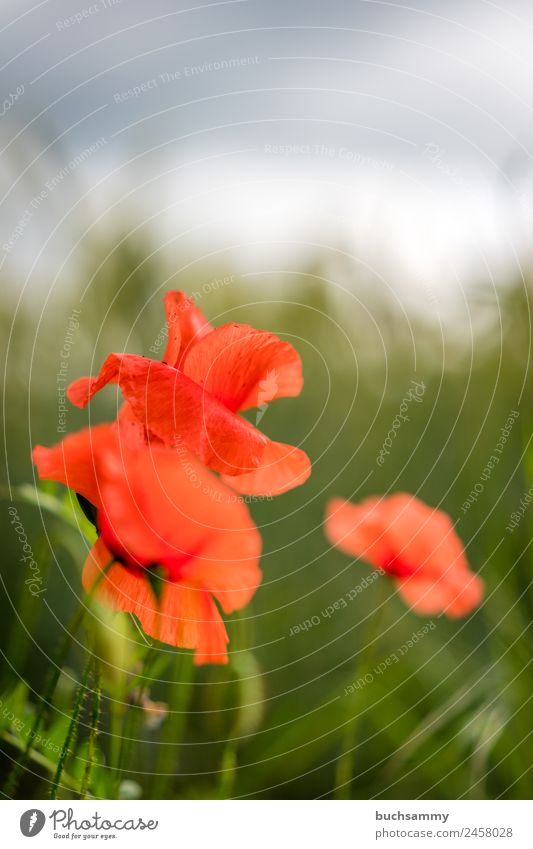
[1,799,531,848]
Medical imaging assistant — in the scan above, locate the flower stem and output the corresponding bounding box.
[50,658,92,799]
[333,582,388,799]
[151,652,194,799]
[218,744,238,799]
[2,561,111,798]
[79,662,101,800]
[217,609,249,799]
[114,646,157,795]
[3,603,86,797]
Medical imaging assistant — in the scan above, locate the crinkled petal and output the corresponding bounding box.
[116,402,151,449]
[162,290,212,369]
[221,441,311,497]
[82,539,229,663]
[67,353,123,409]
[182,323,303,412]
[69,354,268,475]
[396,569,484,617]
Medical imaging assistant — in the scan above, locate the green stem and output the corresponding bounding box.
[2,561,112,798]
[107,697,125,798]
[151,652,195,799]
[79,663,101,800]
[217,609,249,799]
[218,744,238,799]
[3,603,86,797]
[50,658,92,799]
[115,647,157,794]
[333,582,388,800]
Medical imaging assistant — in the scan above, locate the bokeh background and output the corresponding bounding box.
[1,0,532,800]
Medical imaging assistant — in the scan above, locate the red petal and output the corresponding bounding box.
[67,353,123,408]
[325,493,484,618]
[116,402,151,449]
[133,356,266,474]
[97,446,262,609]
[324,497,394,567]
[383,493,470,574]
[396,570,484,617]
[32,424,116,508]
[67,293,212,406]
[182,323,303,412]
[68,354,268,476]
[221,441,311,497]
[176,474,263,613]
[162,291,212,369]
[82,539,229,663]
[139,367,268,475]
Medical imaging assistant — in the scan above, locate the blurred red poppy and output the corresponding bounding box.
[325,493,483,617]
[33,427,262,664]
[67,291,310,496]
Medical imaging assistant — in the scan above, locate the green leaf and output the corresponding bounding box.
[385,677,493,777]
[0,683,35,737]
[230,651,265,739]
[0,730,77,790]
[1,484,95,541]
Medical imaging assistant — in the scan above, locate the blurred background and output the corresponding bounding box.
[0,0,532,800]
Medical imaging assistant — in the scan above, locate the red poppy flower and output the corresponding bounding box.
[33,426,262,664]
[325,493,483,617]
[67,291,310,496]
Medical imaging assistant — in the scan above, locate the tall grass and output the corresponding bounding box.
[1,236,531,799]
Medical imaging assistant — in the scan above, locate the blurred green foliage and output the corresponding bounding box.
[0,234,532,799]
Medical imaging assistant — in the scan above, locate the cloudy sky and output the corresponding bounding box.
[2,0,533,293]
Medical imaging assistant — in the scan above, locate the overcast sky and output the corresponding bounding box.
[2,0,533,293]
